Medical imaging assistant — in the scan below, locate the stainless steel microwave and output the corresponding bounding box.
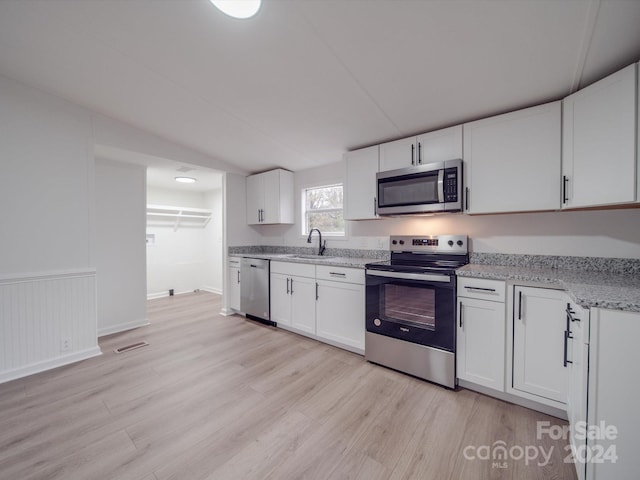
[376,159,463,215]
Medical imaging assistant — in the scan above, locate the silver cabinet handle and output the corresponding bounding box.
[459,301,463,328]
[290,278,294,294]
[286,277,290,294]
[315,282,319,300]
[417,142,422,164]
[237,270,240,284]
[329,272,346,277]
[373,196,377,216]
[411,144,415,165]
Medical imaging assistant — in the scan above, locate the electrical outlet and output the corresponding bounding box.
[375,238,385,249]
[60,337,72,352]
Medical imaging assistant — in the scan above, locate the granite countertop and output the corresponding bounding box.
[457,263,640,313]
[230,253,374,269]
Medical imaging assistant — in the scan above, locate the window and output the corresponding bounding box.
[302,184,344,236]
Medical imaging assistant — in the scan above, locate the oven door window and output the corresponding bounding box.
[383,284,435,329]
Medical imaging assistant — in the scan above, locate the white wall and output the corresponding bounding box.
[0,74,100,382]
[95,158,147,336]
[146,187,223,298]
[203,188,224,293]
[253,160,640,259]
[0,75,93,274]
[0,73,232,382]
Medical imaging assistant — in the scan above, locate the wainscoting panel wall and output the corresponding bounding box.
[0,269,101,383]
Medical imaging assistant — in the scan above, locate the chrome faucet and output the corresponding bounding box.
[307,228,326,256]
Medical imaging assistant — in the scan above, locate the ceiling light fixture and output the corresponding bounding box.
[175,176,197,184]
[210,0,261,19]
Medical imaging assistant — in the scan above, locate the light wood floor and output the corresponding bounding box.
[0,292,577,480]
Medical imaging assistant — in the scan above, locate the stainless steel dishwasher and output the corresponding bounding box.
[240,257,272,324]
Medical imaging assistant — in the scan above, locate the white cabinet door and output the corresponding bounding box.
[566,303,589,480]
[290,276,317,335]
[344,145,379,220]
[416,125,463,164]
[562,63,637,209]
[246,174,263,225]
[227,258,241,311]
[270,272,292,327]
[463,102,561,214]
[379,136,416,171]
[260,169,281,225]
[246,169,294,225]
[316,280,365,353]
[586,308,640,480]
[457,296,505,391]
[512,286,568,404]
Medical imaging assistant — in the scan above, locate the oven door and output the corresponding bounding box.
[365,269,456,352]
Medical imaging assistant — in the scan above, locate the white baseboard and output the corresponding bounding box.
[98,318,150,337]
[220,307,243,316]
[148,288,222,300]
[201,286,222,295]
[0,347,103,385]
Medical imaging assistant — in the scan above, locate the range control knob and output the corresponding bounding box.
[399,240,405,245]
[391,240,397,245]
[448,240,454,247]
[457,240,464,246]
[374,318,382,327]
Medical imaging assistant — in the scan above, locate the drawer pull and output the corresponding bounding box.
[464,286,496,293]
[329,272,347,277]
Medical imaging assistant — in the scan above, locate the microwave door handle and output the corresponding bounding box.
[437,168,444,203]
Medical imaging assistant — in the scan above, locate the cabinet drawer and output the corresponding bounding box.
[457,277,505,302]
[316,265,364,284]
[228,256,242,267]
[271,261,315,278]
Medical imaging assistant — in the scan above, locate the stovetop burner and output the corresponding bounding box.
[366,235,469,275]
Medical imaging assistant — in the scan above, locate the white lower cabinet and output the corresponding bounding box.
[227,257,242,312]
[270,262,316,334]
[316,280,365,353]
[270,262,365,354]
[511,286,569,405]
[566,302,589,480]
[584,308,640,480]
[457,285,506,391]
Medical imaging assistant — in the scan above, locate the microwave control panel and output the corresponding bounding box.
[444,167,458,203]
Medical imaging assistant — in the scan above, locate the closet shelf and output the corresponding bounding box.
[146,204,212,231]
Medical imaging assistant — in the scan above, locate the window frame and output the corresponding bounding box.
[300,182,346,238]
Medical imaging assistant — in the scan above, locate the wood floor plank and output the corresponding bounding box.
[0,292,577,480]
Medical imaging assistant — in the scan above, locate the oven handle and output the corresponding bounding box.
[437,168,444,203]
[366,269,451,283]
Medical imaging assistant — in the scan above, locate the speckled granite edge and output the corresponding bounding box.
[458,264,640,313]
[229,245,390,261]
[470,252,640,275]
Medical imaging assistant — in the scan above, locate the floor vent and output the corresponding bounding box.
[114,341,149,354]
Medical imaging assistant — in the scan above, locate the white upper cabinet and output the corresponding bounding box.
[463,102,561,214]
[379,125,462,172]
[344,145,379,220]
[246,169,294,225]
[562,63,638,209]
[417,125,463,165]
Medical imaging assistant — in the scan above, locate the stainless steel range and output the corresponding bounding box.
[365,235,468,389]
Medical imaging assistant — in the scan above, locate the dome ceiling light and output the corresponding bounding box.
[210,0,262,19]
[175,176,197,184]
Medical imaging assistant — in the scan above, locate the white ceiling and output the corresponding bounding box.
[1,0,640,176]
